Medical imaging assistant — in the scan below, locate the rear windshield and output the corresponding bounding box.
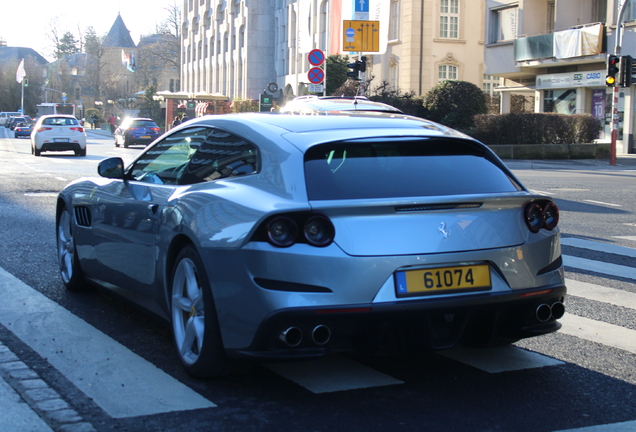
[130,120,157,127]
[304,138,522,200]
[44,117,79,126]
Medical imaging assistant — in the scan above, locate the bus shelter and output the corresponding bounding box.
[154,91,229,132]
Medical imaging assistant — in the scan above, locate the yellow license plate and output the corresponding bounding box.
[395,264,491,297]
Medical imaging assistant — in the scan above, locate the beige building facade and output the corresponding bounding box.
[181,0,498,105]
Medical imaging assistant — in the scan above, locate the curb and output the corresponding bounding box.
[0,342,96,432]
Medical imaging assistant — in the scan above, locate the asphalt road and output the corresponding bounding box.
[1,128,636,431]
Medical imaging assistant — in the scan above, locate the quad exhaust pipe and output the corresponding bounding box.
[279,325,332,347]
[535,301,565,322]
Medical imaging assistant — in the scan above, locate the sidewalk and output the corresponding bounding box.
[503,154,636,171]
[85,127,112,138]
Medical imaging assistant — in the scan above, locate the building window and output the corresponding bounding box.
[210,37,215,56]
[439,0,459,39]
[389,0,399,40]
[390,63,399,90]
[438,64,458,81]
[482,74,500,94]
[491,5,518,43]
[547,1,555,33]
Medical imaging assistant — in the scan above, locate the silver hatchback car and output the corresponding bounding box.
[56,113,565,378]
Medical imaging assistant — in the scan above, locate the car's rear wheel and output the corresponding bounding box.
[75,148,87,157]
[170,245,240,378]
[123,134,130,148]
[57,206,87,291]
[33,143,41,156]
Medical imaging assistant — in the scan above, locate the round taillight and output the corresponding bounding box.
[266,217,298,247]
[542,202,559,230]
[525,203,543,233]
[303,215,335,247]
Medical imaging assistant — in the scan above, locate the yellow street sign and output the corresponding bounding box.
[342,20,380,53]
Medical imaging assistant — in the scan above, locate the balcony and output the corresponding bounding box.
[514,23,606,67]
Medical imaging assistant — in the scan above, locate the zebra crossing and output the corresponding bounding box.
[0,236,635,427]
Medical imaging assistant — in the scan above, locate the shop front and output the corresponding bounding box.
[536,70,632,153]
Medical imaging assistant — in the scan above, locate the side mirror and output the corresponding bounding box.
[98,157,125,179]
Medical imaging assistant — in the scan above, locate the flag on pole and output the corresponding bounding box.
[16,58,26,83]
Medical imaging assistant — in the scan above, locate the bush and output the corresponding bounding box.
[424,80,487,131]
[471,113,602,145]
[368,81,428,118]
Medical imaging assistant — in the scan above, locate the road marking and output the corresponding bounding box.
[266,355,403,393]
[528,189,555,196]
[563,255,636,280]
[613,235,636,242]
[559,313,636,355]
[0,266,215,418]
[562,237,636,258]
[555,420,636,431]
[439,345,563,373]
[583,199,622,207]
[566,279,636,310]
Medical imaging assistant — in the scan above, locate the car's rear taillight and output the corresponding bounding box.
[262,213,335,248]
[37,127,53,132]
[266,217,298,247]
[151,127,160,132]
[525,200,559,233]
[70,127,84,132]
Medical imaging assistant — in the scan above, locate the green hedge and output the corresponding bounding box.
[470,113,602,145]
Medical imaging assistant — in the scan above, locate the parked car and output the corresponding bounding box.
[56,113,565,378]
[13,122,32,138]
[31,114,86,156]
[279,96,403,114]
[7,116,31,130]
[114,117,161,148]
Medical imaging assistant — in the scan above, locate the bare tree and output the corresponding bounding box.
[83,27,106,105]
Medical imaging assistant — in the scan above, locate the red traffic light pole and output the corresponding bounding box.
[610,1,630,166]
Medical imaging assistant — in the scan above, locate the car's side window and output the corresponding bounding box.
[129,127,210,185]
[178,127,259,185]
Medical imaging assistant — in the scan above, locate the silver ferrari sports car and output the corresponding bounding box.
[56,113,565,378]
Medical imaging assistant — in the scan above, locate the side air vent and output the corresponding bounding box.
[395,202,483,213]
[74,206,92,227]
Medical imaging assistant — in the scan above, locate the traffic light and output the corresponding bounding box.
[347,57,367,81]
[23,78,28,87]
[620,55,633,87]
[606,54,620,87]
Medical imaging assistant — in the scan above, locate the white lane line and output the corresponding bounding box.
[0,266,215,418]
[583,199,622,207]
[554,420,636,431]
[566,279,636,310]
[561,238,636,258]
[563,255,636,280]
[266,355,403,393]
[559,313,636,355]
[439,345,563,373]
[613,235,636,242]
[528,189,555,196]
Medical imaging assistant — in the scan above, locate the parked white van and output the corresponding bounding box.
[0,112,21,126]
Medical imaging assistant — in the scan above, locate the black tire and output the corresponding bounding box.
[123,134,130,148]
[33,144,41,156]
[56,206,88,291]
[75,148,87,157]
[170,245,244,378]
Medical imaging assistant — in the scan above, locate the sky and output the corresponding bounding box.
[0,0,177,60]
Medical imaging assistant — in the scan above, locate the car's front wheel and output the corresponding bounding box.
[170,245,238,378]
[57,206,87,291]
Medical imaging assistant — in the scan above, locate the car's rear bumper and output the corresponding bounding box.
[40,142,84,152]
[226,284,566,360]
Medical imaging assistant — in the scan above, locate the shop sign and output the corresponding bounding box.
[537,70,604,89]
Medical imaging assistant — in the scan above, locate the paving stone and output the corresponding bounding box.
[9,369,39,380]
[0,350,19,363]
[58,423,97,432]
[35,397,69,412]
[46,408,83,423]
[25,387,59,402]
[0,360,28,373]
[16,378,48,391]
